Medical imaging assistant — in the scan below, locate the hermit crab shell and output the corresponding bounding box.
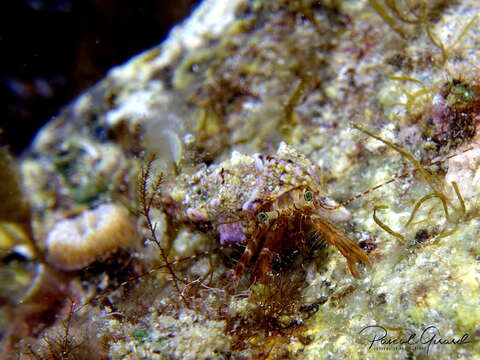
[181,142,353,245]
[183,142,323,220]
[45,203,139,270]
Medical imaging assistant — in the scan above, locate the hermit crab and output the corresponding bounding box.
[232,185,371,283]
[173,142,371,284]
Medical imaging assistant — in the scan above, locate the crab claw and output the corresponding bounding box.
[310,216,370,278]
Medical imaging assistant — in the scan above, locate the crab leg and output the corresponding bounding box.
[233,226,270,280]
[293,213,309,255]
[251,221,287,283]
[310,216,370,278]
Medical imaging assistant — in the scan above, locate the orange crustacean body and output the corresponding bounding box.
[242,186,371,283]
[175,142,370,283]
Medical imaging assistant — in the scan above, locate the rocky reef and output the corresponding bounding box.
[3,0,480,359]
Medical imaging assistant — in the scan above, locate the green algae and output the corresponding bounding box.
[70,177,109,205]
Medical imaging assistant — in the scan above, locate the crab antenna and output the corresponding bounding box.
[325,126,476,210]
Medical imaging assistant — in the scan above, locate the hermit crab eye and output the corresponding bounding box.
[304,190,314,202]
[257,212,269,222]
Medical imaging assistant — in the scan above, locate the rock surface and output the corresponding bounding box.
[6,0,480,359]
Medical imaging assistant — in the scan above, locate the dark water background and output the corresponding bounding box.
[1,0,199,154]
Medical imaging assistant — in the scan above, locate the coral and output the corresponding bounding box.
[45,203,139,270]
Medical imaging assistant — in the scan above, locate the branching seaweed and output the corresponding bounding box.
[22,298,88,360]
[451,181,466,214]
[354,124,476,243]
[428,13,478,65]
[373,205,406,242]
[368,0,439,38]
[282,72,311,134]
[405,193,449,226]
[425,23,449,65]
[138,153,190,308]
[384,0,426,24]
[368,0,408,37]
[369,0,472,65]
[353,124,444,194]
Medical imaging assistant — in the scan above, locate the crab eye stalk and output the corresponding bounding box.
[304,190,314,202]
[257,212,269,222]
